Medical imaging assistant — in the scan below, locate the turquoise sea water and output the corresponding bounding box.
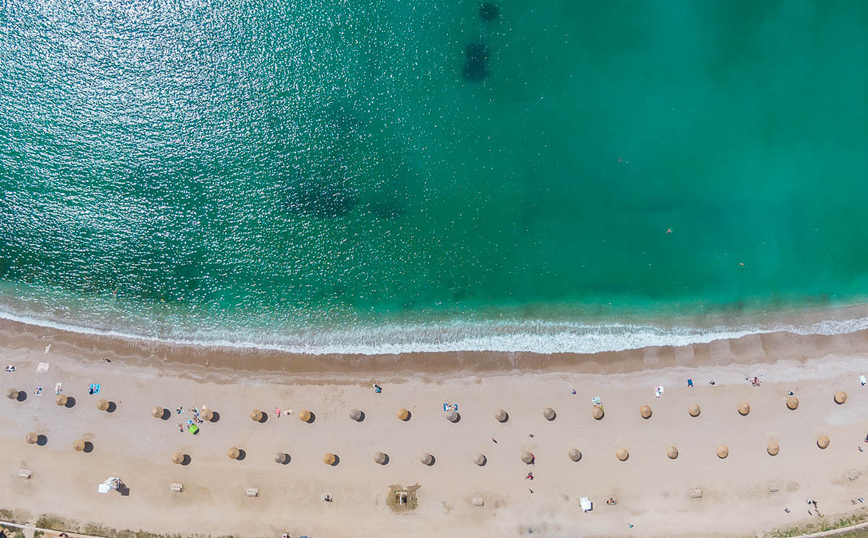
[2,1,868,353]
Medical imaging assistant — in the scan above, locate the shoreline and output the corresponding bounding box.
[3,307,868,378]
[4,292,868,357]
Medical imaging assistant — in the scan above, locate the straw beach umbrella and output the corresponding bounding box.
[25,432,38,445]
[543,407,556,421]
[397,408,410,421]
[73,439,86,452]
[171,452,184,465]
[96,398,109,411]
[473,453,486,466]
[786,396,799,410]
[227,447,240,460]
[767,441,779,456]
[717,445,729,459]
[616,448,629,461]
[495,409,508,423]
[640,405,652,419]
[568,449,582,462]
[738,402,750,416]
[374,451,387,465]
[446,410,460,423]
[349,408,362,421]
[667,446,679,459]
[250,409,264,422]
[688,403,701,417]
[274,452,288,464]
[592,407,604,420]
[152,406,164,419]
[6,387,18,400]
[298,410,312,423]
[817,436,830,449]
[835,391,848,404]
[323,453,336,466]
[521,451,535,464]
[201,408,214,422]
[420,452,434,466]
[56,394,68,407]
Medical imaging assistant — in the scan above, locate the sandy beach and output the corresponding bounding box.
[3,318,868,537]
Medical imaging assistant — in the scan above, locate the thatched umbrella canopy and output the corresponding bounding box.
[227,447,240,460]
[171,452,185,465]
[73,439,86,452]
[616,448,629,461]
[349,408,362,421]
[521,451,535,464]
[298,409,312,423]
[543,407,556,421]
[446,410,460,423]
[817,435,830,449]
[738,402,750,416]
[767,441,779,456]
[667,446,679,459]
[151,406,164,418]
[473,453,486,466]
[688,403,701,417]
[397,408,410,421]
[716,445,729,459]
[25,432,38,445]
[592,407,604,420]
[96,398,109,411]
[786,396,799,410]
[495,409,508,422]
[374,451,387,465]
[835,391,848,404]
[55,394,68,407]
[420,452,434,466]
[568,449,582,462]
[250,409,264,422]
[201,408,214,422]
[323,452,336,466]
[6,387,18,400]
[274,452,287,464]
[640,405,652,419]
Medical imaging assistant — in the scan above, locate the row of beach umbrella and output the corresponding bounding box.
[8,389,849,422]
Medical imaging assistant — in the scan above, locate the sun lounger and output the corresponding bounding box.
[170,483,183,492]
[245,488,259,497]
[19,469,31,479]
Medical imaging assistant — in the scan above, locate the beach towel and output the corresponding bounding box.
[55,383,62,394]
[591,396,601,405]
[655,386,664,398]
[89,383,101,394]
[443,403,450,411]
[36,362,50,373]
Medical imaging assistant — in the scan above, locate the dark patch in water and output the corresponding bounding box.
[462,42,490,82]
[479,3,499,21]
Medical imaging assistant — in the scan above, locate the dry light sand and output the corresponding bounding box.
[3,318,868,537]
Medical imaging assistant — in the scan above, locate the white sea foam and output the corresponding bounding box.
[1,306,868,356]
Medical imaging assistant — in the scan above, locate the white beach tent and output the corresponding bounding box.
[580,497,593,512]
[98,477,120,494]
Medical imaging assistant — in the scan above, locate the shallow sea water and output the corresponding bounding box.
[2,1,868,353]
